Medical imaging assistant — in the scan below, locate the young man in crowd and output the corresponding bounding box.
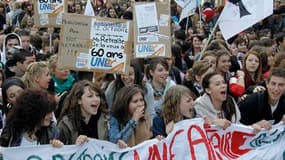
[4,46,35,78]
[239,67,285,130]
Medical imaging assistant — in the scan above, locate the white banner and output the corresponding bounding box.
[2,118,285,160]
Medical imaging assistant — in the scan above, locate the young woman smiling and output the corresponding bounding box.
[57,80,108,144]
[229,51,263,97]
[105,59,143,109]
[144,58,176,119]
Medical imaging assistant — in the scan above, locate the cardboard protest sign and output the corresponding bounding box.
[133,1,171,58]
[58,14,132,73]
[33,0,64,27]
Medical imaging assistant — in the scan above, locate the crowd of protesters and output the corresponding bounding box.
[0,0,283,151]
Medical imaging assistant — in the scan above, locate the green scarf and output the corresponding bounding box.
[52,74,75,94]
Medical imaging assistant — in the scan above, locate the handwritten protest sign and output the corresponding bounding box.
[33,0,64,27]
[3,118,285,160]
[57,14,132,73]
[133,2,171,58]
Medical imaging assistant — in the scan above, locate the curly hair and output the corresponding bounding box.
[59,80,106,131]
[22,61,48,89]
[5,88,56,136]
[162,85,195,124]
[111,85,146,125]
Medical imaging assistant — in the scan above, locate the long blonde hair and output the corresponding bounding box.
[22,61,49,89]
[162,85,195,124]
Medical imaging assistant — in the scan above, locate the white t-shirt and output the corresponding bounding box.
[20,135,38,146]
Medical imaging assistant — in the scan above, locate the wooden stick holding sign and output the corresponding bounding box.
[198,19,219,60]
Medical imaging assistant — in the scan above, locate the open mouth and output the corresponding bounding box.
[91,104,98,108]
[220,91,227,96]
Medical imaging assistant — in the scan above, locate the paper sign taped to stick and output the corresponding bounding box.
[134,2,171,58]
[58,14,132,73]
[33,0,64,27]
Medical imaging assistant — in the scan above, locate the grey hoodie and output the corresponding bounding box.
[194,94,241,123]
[1,33,22,64]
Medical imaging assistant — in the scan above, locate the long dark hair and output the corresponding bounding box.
[202,72,237,121]
[111,59,143,102]
[59,80,106,131]
[111,85,146,125]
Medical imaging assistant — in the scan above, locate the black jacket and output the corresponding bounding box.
[0,123,59,147]
[238,91,285,125]
[183,80,202,98]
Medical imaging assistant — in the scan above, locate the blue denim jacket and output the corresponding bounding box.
[108,115,137,144]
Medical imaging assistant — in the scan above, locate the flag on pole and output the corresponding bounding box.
[175,0,186,8]
[218,0,273,40]
[84,0,95,16]
[179,0,199,22]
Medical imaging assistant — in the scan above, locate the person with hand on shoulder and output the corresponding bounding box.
[239,67,285,132]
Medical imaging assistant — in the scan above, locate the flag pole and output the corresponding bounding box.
[48,26,53,54]
[49,32,52,53]
[185,16,189,35]
[198,3,202,28]
[198,19,219,60]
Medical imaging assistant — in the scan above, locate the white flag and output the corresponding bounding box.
[218,0,273,40]
[179,0,198,22]
[84,0,95,16]
[175,0,186,7]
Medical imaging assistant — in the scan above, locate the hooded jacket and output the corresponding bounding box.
[1,33,22,64]
[194,94,241,123]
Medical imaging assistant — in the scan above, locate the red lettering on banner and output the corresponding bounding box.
[148,129,184,160]
[206,128,255,159]
[224,132,236,159]
[231,131,254,155]
[148,144,161,160]
[169,129,184,160]
[134,150,140,160]
[148,143,167,160]
[187,125,217,160]
[209,133,223,160]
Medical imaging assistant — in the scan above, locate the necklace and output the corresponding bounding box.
[151,82,165,98]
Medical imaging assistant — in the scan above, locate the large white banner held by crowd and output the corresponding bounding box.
[2,118,285,160]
